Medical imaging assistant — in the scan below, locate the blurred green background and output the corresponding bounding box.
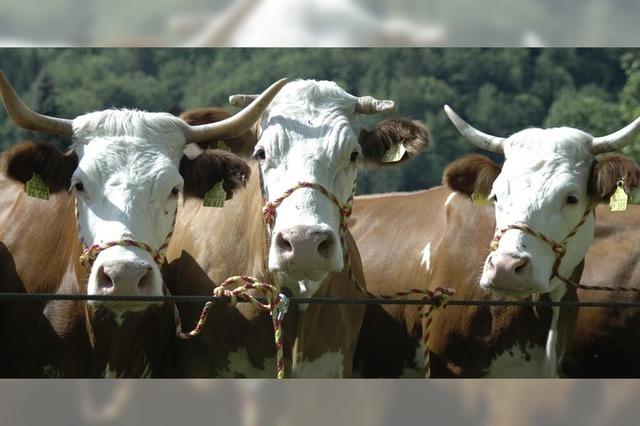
[1,48,639,196]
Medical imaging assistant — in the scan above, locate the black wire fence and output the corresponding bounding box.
[0,292,638,308]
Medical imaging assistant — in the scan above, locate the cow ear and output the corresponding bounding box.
[442,154,501,197]
[180,108,257,157]
[588,154,640,202]
[358,118,430,166]
[180,150,251,200]
[1,140,77,193]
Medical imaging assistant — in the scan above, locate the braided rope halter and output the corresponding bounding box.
[259,167,454,378]
[491,203,640,294]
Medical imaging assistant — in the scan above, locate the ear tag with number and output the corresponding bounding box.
[382,143,406,163]
[25,173,49,200]
[203,181,226,208]
[609,179,628,212]
[471,191,493,207]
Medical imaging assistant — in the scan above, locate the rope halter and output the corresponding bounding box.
[75,198,178,268]
[489,207,593,285]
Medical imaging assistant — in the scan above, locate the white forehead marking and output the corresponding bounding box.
[503,127,593,167]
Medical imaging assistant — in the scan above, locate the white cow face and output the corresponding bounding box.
[0,71,286,312]
[484,129,595,296]
[229,80,430,286]
[71,112,186,307]
[445,106,640,297]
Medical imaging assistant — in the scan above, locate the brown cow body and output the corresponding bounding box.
[165,162,367,377]
[562,204,640,377]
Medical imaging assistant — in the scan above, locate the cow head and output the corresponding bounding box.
[226,80,429,284]
[444,106,640,297]
[0,71,285,312]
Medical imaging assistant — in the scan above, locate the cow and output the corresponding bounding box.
[561,204,640,377]
[352,106,640,377]
[164,79,430,377]
[0,70,285,377]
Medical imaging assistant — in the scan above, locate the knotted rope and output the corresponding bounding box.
[171,275,289,379]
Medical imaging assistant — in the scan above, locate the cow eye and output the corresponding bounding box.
[74,181,84,192]
[350,151,359,162]
[567,195,578,204]
[170,186,180,197]
[253,147,266,161]
[491,194,497,202]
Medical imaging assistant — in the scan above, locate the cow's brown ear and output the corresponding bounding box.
[0,140,77,193]
[358,118,430,166]
[442,154,501,197]
[588,154,640,201]
[180,108,258,157]
[180,150,251,200]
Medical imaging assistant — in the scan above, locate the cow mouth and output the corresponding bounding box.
[483,283,535,299]
[281,269,328,281]
[90,300,162,315]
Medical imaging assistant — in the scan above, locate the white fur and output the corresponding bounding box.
[444,191,457,206]
[72,110,189,309]
[485,344,547,378]
[420,243,432,273]
[258,80,367,287]
[291,351,344,378]
[481,127,596,295]
[220,347,275,378]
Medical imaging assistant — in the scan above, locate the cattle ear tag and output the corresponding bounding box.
[203,181,226,208]
[471,191,493,207]
[382,143,406,163]
[609,179,628,212]
[25,173,49,200]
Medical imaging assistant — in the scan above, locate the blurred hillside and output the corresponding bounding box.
[1,48,639,194]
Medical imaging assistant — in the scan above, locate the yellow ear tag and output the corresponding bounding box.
[609,179,628,212]
[471,191,493,207]
[382,143,406,163]
[203,181,226,208]
[25,173,49,200]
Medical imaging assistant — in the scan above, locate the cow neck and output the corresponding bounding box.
[490,207,593,288]
[74,196,178,269]
[257,164,361,293]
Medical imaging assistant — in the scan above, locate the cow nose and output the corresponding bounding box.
[485,252,531,289]
[96,260,153,294]
[275,226,336,262]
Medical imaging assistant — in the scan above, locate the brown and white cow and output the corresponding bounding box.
[352,107,640,377]
[0,71,284,377]
[165,79,430,377]
[560,204,640,377]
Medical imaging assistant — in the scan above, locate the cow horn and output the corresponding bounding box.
[444,105,505,154]
[0,71,73,136]
[186,78,287,143]
[228,94,258,108]
[592,116,640,154]
[355,96,396,114]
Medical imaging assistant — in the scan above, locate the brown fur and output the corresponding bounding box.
[1,140,78,193]
[180,150,251,200]
[358,118,430,165]
[442,154,501,197]
[179,108,257,156]
[588,154,640,201]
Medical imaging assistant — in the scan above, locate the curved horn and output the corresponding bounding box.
[355,96,396,114]
[444,105,505,154]
[228,94,258,108]
[0,71,73,136]
[592,116,640,154]
[185,78,287,144]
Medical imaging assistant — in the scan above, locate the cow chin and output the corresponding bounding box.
[282,269,330,282]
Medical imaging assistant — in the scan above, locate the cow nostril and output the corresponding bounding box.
[96,265,114,289]
[138,266,153,288]
[317,233,335,258]
[276,232,293,253]
[514,258,529,274]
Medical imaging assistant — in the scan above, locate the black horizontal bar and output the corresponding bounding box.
[0,292,638,308]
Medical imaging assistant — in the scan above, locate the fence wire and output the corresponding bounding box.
[0,292,638,308]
